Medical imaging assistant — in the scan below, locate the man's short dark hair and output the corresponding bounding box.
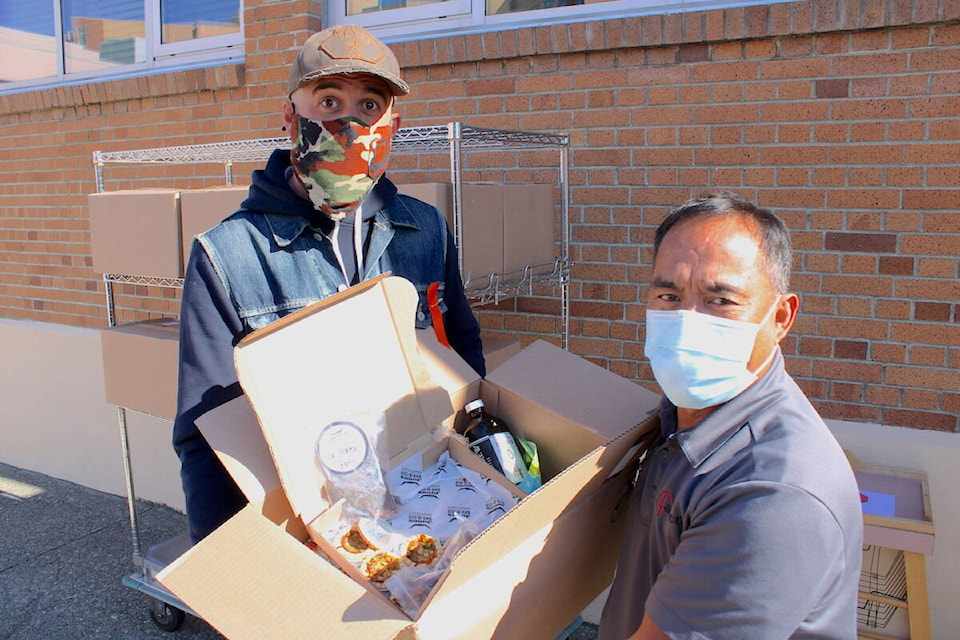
[652,191,793,293]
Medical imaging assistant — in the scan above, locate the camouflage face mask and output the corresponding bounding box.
[290,104,393,221]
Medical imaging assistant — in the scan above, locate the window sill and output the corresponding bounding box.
[0,62,245,116]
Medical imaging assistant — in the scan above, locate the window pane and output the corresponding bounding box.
[161,0,240,44]
[61,0,145,73]
[487,0,583,15]
[347,0,450,17]
[0,0,58,82]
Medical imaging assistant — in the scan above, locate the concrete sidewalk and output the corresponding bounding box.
[0,461,600,640]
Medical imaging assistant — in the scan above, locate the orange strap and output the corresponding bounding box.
[426,282,451,348]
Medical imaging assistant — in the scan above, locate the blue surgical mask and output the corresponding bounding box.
[644,301,779,410]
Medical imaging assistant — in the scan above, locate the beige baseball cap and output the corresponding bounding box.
[288,24,409,97]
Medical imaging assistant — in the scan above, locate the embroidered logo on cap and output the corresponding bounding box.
[320,25,385,64]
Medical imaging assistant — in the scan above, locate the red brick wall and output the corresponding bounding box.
[1,0,958,431]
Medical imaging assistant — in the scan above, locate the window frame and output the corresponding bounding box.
[0,0,244,95]
[326,0,766,42]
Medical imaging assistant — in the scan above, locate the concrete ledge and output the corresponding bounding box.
[0,318,184,511]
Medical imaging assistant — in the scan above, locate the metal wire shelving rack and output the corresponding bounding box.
[93,122,571,631]
[94,122,572,336]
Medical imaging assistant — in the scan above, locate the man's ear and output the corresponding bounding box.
[391,111,401,134]
[282,100,296,138]
[774,292,800,343]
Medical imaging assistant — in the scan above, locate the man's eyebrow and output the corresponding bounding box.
[705,280,746,297]
[359,82,390,102]
[650,276,747,297]
[310,79,344,93]
[364,86,389,102]
[650,276,676,289]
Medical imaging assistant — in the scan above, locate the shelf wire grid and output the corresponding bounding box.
[93,122,571,348]
[857,545,907,629]
[92,125,569,189]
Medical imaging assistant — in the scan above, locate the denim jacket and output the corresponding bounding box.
[201,194,451,333]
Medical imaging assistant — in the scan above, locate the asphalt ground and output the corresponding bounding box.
[0,461,599,640]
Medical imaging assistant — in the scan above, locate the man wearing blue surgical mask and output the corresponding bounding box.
[600,193,863,639]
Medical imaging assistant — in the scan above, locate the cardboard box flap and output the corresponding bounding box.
[484,340,660,476]
[419,420,654,639]
[440,416,657,589]
[487,340,660,441]
[415,328,483,424]
[158,506,414,640]
[195,395,304,535]
[195,395,279,504]
[233,275,454,526]
[425,476,626,640]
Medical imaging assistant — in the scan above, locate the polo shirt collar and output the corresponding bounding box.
[664,348,786,468]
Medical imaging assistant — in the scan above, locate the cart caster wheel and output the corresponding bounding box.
[148,597,186,632]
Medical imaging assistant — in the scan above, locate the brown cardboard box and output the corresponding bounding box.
[399,182,504,285]
[481,334,522,373]
[88,190,182,277]
[158,276,660,639]
[100,318,180,419]
[179,186,249,271]
[501,183,556,274]
[414,330,521,421]
[400,182,558,284]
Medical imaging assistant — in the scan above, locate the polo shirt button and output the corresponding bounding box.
[337,284,348,292]
[417,311,426,321]
[313,233,324,241]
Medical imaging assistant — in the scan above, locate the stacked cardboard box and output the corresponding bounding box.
[178,186,249,268]
[87,186,248,278]
[398,183,556,284]
[158,276,659,640]
[88,190,184,278]
[88,183,554,283]
[100,318,180,419]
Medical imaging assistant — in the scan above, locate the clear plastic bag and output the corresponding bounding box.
[385,517,482,618]
[314,413,397,519]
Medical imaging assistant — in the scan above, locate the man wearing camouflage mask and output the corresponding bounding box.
[173,25,485,543]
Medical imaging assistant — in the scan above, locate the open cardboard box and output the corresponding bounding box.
[159,275,660,640]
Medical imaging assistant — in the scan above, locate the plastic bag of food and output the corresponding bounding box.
[385,517,482,618]
[314,413,397,519]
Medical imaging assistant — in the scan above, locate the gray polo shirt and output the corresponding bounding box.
[600,350,863,640]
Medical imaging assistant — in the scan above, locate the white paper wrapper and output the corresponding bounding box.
[386,450,521,545]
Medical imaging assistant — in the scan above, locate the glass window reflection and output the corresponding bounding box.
[61,0,145,73]
[161,0,240,44]
[0,1,58,82]
[487,0,583,15]
[346,0,450,17]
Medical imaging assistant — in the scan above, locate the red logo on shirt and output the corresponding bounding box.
[655,490,672,517]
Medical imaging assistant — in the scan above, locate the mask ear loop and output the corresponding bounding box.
[749,295,783,375]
